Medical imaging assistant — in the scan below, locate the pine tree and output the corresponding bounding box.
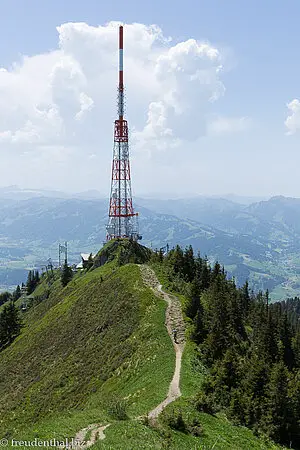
[61,261,73,287]
[26,270,35,295]
[183,245,195,282]
[34,270,40,285]
[168,245,185,276]
[240,354,270,429]
[158,248,164,263]
[0,291,12,306]
[13,285,21,302]
[252,300,277,364]
[200,276,231,364]
[262,362,292,444]
[228,284,247,342]
[288,371,300,448]
[292,329,300,367]
[200,257,211,291]
[86,253,94,270]
[211,261,221,282]
[192,305,207,344]
[0,302,22,350]
[26,270,40,294]
[185,280,201,319]
[239,281,250,319]
[278,312,295,369]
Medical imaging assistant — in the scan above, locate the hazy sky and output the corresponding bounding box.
[0,0,299,197]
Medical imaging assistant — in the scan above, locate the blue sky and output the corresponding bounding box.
[0,0,299,197]
[0,0,297,115]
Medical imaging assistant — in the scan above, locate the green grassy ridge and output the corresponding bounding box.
[93,238,152,268]
[0,247,284,449]
[0,262,174,441]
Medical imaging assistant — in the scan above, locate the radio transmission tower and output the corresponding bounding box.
[106,25,141,241]
[58,242,68,269]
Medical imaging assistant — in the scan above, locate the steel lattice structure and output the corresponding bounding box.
[106,25,141,241]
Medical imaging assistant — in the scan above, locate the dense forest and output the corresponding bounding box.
[152,245,300,448]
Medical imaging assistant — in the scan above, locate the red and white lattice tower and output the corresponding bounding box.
[106,25,141,241]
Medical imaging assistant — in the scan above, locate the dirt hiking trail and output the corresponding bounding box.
[140,265,186,421]
[72,423,110,449]
[70,264,186,447]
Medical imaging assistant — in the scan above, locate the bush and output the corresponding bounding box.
[107,395,128,420]
[164,410,187,433]
[186,418,203,436]
[194,391,214,415]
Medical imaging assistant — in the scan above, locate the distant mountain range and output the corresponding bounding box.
[1,187,300,301]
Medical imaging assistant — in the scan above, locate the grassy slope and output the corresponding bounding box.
[0,252,282,449]
[0,261,174,445]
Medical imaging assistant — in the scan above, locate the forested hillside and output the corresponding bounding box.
[153,245,300,448]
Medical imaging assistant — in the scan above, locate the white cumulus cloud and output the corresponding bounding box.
[207,116,251,136]
[133,38,226,150]
[285,99,300,135]
[0,21,247,193]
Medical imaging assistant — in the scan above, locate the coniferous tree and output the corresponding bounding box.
[200,257,211,291]
[183,245,195,282]
[278,312,295,369]
[86,253,94,270]
[61,261,73,287]
[158,248,164,263]
[192,304,206,345]
[0,302,22,350]
[200,276,231,364]
[185,280,201,319]
[26,270,40,294]
[168,245,185,276]
[239,281,250,319]
[26,270,34,295]
[262,362,292,444]
[228,283,247,342]
[210,348,241,407]
[0,291,12,306]
[238,353,270,429]
[13,285,21,302]
[292,329,300,367]
[34,270,40,285]
[288,371,300,448]
[211,261,221,282]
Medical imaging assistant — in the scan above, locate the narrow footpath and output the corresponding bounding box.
[70,264,186,447]
[140,265,186,422]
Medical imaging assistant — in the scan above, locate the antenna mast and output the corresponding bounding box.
[106,25,141,241]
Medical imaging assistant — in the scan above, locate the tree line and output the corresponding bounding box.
[26,270,40,294]
[153,245,300,448]
[0,282,23,351]
[0,284,22,306]
[0,302,22,351]
[0,270,41,352]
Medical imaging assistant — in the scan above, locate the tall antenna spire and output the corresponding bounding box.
[106,25,141,241]
[118,25,124,120]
